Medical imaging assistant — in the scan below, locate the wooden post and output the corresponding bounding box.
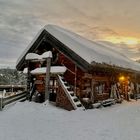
[45,57,51,101]
[0,92,3,110]
[27,61,31,100]
[91,78,94,103]
[74,65,77,96]
[134,73,138,100]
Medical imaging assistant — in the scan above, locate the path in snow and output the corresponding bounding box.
[0,100,140,140]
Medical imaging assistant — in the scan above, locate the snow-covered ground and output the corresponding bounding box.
[0,100,140,140]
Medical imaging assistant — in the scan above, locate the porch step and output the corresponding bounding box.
[61,77,65,82]
[69,92,74,96]
[73,97,79,102]
[92,102,102,108]
[76,104,82,107]
[67,87,72,91]
[57,75,85,110]
[64,82,69,86]
[102,99,116,107]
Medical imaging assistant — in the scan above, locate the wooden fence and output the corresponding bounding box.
[0,92,27,110]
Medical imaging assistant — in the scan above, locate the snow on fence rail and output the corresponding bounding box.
[0,92,27,110]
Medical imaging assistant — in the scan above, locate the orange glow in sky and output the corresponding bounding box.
[104,36,139,45]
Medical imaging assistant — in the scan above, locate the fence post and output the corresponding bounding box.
[0,93,3,110]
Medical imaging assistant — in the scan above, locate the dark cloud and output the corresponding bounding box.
[98,41,140,60]
[0,0,43,67]
[0,0,139,67]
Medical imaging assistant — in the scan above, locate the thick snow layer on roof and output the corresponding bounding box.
[16,24,140,72]
[25,51,52,60]
[31,66,66,75]
[25,53,40,60]
[45,25,140,71]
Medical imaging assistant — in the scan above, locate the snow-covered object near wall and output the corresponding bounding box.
[25,51,52,60]
[16,24,140,72]
[30,66,67,75]
[25,53,40,61]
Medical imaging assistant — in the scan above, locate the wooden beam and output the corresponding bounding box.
[45,57,51,101]
[91,79,94,103]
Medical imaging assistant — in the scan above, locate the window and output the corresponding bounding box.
[94,81,109,94]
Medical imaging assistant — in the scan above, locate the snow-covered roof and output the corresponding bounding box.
[44,25,140,72]
[16,24,140,72]
[30,66,66,75]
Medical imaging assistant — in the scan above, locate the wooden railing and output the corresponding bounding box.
[0,91,27,110]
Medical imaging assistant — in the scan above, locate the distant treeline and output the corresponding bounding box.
[0,68,26,85]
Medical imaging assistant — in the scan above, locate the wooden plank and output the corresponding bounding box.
[45,57,51,100]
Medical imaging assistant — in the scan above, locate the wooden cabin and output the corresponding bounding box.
[16,24,140,110]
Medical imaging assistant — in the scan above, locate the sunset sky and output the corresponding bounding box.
[0,0,140,67]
